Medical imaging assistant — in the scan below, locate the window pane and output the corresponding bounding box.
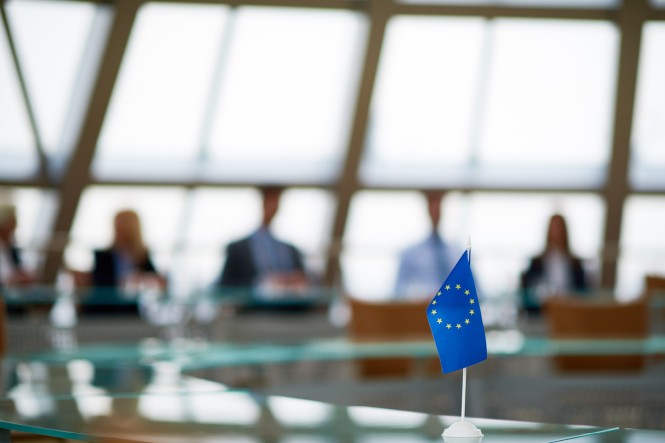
[0,22,36,178]
[180,188,261,289]
[362,17,485,182]
[480,19,618,167]
[180,188,333,290]
[342,191,604,301]
[617,196,665,300]
[95,3,228,178]
[342,191,435,300]
[271,188,335,274]
[65,186,187,274]
[6,0,96,155]
[362,17,618,188]
[445,193,604,299]
[207,7,366,183]
[631,22,665,188]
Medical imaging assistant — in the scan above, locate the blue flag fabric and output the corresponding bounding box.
[426,250,487,374]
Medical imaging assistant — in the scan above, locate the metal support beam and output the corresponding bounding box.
[600,0,648,289]
[392,3,617,21]
[158,0,365,8]
[325,0,389,286]
[41,0,140,282]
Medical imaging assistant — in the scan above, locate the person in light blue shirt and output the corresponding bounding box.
[395,191,458,300]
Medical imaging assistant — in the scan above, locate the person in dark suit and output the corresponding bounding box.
[521,214,588,314]
[85,210,164,315]
[218,187,307,301]
[0,204,34,289]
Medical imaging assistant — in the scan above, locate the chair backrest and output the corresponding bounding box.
[348,298,435,378]
[645,274,665,297]
[348,298,430,341]
[546,297,649,372]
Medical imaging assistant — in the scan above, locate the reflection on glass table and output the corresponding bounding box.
[0,389,628,442]
[10,332,665,372]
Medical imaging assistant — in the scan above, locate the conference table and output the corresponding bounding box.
[2,288,664,441]
[1,333,664,442]
[1,385,662,442]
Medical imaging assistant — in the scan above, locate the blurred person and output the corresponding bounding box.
[394,191,458,299]
[218,187,307,299]
[84,210,164,315]
[520,214,588,313]
[0,204,34,288]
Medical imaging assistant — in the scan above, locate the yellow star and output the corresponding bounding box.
[469,299,475,304]
[465,319,470,325]
[437,318,443,324]
[437,291,441,296]
[456,324,462,329]
[446,324,452,329]
[455,284,461,290]
[469,309,475,315]
[431,309,437,315]
[464,289,470,295]
[432,300,437,305]
[445,285,450,290]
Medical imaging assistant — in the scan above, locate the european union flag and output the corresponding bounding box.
[426,250,487,374]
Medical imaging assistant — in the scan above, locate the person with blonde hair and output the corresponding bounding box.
[86,210,163,315]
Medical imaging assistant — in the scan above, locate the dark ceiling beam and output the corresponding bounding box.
[43,0,367,9]
[600,0,648,289]
[41,0,140,282]
[392,3,616,20]
[324,0,389,286]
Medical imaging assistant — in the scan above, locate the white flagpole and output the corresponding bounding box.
[461,235,471,422]
[461,367,467,421]
[442,235,483,441]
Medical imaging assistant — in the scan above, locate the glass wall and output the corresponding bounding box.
[64,186,333,293]
[342,191,604,300]
[631,21,665,189]
[0,0,663,304]
[362,16,618,189]
[6,0,97,156]
[95,3,366,184]
[617,196,665,300]
[0,21,37,178]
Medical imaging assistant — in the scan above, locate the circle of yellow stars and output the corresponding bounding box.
[431,282,477,331]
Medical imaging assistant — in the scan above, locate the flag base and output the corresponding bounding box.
[442,420,483,442]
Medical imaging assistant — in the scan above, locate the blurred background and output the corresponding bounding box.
[1,0,664,300]
[1,0,665,435]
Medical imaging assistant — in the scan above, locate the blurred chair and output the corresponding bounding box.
[644,274,665,334]
[644,275,665,296]
[348,298,437,378]
[546,297,649,372]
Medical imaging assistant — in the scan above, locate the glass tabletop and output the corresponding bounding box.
[10,333,665,373]
[0,388,626,442]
